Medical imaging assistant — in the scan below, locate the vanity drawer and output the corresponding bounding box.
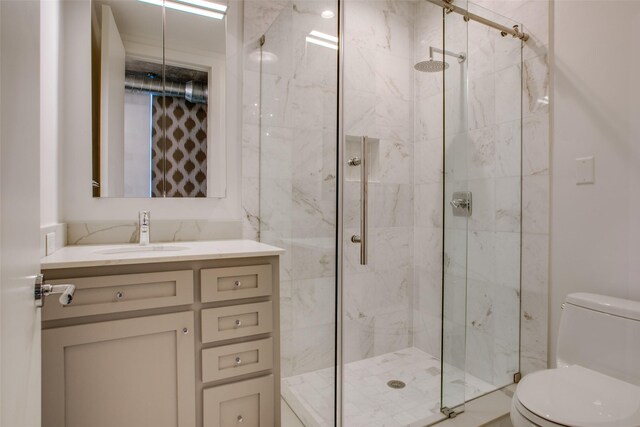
[202,338,273,383]
[200,265,272,303]
[201,302,272,343]
[203,375,274,427]
[42,271,194,320]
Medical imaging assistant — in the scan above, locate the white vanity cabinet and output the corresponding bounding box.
[40,244,281,427]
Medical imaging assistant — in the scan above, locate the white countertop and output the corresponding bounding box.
[41,240,285,270]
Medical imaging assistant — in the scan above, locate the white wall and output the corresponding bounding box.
[60,0,242,222]
[41,0,62,228]
[550,0,640,363]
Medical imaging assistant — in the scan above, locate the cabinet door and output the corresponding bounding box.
[42,312,196,427]
[203,375,274,427]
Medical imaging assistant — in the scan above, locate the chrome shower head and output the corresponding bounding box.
[415,46,465,73]
[414,59,449,73]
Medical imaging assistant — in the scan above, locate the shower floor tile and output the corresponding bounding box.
[281,347,495,427]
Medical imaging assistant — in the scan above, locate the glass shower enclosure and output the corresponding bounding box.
[257,0,524,425]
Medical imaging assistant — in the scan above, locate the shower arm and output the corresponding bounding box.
[429,46,466,63]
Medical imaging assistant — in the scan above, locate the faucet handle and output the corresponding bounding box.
[139,210,150,226]
[138,211,151,246]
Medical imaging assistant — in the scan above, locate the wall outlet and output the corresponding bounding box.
[576,156,595,185]
[45,232,56,256]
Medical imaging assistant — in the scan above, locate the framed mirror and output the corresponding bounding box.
[91,0,227,198]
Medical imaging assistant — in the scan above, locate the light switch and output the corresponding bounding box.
[45,232,56,256]
[576,156,595,185]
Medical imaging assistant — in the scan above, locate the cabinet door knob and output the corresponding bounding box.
[182,328,189,335]
[115,291,124,301]
[235,356,242,366]
[234,280,242,289]
[234,319,242,328]
[237,415,244,423]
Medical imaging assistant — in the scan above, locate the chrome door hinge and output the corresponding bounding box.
[442,407,461,418]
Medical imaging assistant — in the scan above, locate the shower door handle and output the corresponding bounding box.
[349,136,368,265]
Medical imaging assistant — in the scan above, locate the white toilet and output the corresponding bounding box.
[511,293,640,427]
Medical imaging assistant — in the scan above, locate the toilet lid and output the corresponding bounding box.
[517,365,640,427]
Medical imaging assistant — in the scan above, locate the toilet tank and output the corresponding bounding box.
[557,293,640,386]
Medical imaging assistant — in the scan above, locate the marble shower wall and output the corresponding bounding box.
[342,0,416,363]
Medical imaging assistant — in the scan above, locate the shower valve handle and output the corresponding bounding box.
[450,199,469,209]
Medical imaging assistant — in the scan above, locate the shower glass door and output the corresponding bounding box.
[259,0,523,425]
[441,0,469,414]
[258,1,339,425]
[441,0,524,415]
[340,0,457,425]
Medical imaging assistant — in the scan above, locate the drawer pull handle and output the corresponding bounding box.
[234,280,242,289]
[182,328,189,335]
[115,291,124,301]
[234,319,242,328]
[237,415,244,423]
[235,356,242,366]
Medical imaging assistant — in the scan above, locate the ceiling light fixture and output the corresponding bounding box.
[138,0,225,19]
[321,10,335,19]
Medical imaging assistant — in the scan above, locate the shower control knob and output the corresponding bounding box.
[237,415,244,423]
[235,357,242,366]
[234,319,242,328]
[115,291,124,301]
[234,280,242,289]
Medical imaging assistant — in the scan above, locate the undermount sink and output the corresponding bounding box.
[95,245,189,255]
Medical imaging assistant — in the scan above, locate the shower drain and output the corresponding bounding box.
[387,380,406,389]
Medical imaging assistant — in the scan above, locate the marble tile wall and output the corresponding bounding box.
[65,220,242,245]
[342,0,416,363]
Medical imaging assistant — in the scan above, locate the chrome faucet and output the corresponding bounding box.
[139,211,150,245]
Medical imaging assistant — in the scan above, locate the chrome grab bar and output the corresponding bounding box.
[349,136,368,265]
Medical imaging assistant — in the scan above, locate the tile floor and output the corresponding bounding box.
[282,347,496,427]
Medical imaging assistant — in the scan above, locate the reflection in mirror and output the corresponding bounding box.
[91,0,227,198]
